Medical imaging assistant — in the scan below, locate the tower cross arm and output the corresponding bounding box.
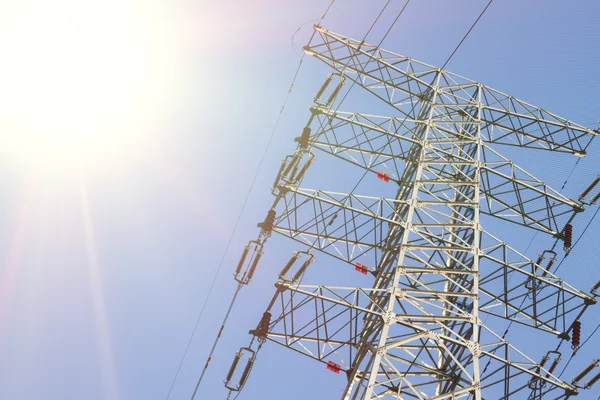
[304,25,597,155]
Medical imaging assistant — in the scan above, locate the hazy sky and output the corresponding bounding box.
[1,0,599,399]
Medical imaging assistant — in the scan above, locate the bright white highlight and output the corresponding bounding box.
[0,0,185,172]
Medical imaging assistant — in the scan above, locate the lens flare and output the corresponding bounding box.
[0,0,185,173]
[0,195,31,337]
[80,179,119,398]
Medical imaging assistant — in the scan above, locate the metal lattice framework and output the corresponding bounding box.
[240,26,599,400]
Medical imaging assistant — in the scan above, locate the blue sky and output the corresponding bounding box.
[1,0,599,399]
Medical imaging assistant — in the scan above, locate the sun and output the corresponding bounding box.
[0,0,186,173]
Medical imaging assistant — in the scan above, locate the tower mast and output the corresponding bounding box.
[226,26,598,399]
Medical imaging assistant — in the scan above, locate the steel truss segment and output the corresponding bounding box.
[265,282,576,399]
[479,144,581,234]
[272,186,484,273]
[303,26,597,155]
[479,230,589,300]
[307,107,580,234]
[343,73,479,399]
[270,217,591,334]
[478,230,594,334]
[272,185,408,266]
[271,184,591,332]
[309,107,420,181]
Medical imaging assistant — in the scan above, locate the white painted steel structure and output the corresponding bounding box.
[237,26,599,399]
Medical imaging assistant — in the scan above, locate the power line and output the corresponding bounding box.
[363,0,392,44]
[579,320,600,350]
[163,2,336,398]
[190,284,243,399]
[291,1,337,57]
[165,62,299,399]
[440,0,494,71]
[377,0,411,47]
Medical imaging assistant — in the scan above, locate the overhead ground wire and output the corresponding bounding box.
[164,2,337,399]
[440,0,494,71]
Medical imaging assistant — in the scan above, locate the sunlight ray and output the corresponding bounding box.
[79,178,119,399]
[0,194,31,336]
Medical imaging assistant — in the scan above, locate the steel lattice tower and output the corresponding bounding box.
[228,26,599,400]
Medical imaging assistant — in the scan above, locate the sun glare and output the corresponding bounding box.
[0,0,185,173]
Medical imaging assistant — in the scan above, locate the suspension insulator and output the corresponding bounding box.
[246,251,263,282]
[279,253,300,279]
[325,79,345,106]
[539,251,556,279]
[272,159,287,190]
[544,256,556,272]
[288,161,301,182]
[529,354,550,389]
[292,258,313,282]
[238,357,255,388]
[545,356,561,376]
[355,263,369,275]
[563,224,573,250]
[235,241,263,285]
[224,347,256,392]
[314,74,334,104]
[273,152,314,192]
[592,279,600,296]
[530,355,549,389]
[579,175,600,201]
[259,209,276,236]
[592,191,600,205]
[326,361,341,374]
[255,311,272,339]
[282,153,300,178]
[377,171,390,183]
[535,254,544,266]
[225,352,242,383]
[534,354,549,377]
[294,158,313,183]
[571,320,581,348]
[585,370,600,389]
[235,245,250,277]
[295,127,311,150]
[572,359,599,385]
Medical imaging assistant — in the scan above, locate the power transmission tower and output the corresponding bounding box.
[227,26,599,399]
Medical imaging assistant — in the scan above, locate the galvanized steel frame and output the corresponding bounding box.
[255,26,597,400]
